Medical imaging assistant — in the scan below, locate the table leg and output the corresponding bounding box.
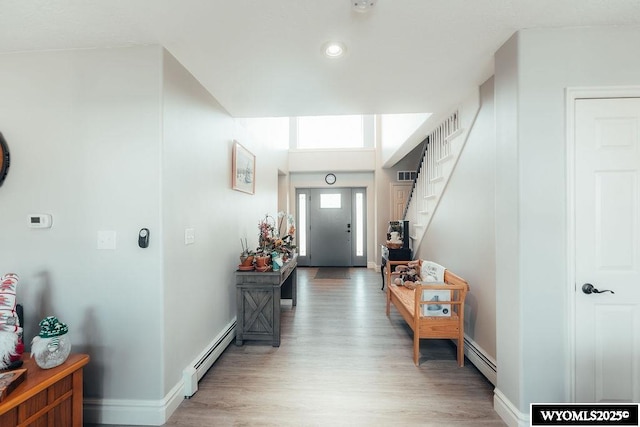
[72,369,83,427]
[235,288,244,345]
[273,284,280,347]
[291,268,297,306]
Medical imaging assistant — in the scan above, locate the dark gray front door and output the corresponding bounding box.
[309,188,352,266]
[296,187,367,267]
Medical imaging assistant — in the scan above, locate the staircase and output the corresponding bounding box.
[403,94,480,252]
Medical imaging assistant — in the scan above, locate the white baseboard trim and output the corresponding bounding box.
[84,381,183,426]
[463,335,497,386]
[84,318,237,425]
[368,261,379,271]
[494,388,529,427]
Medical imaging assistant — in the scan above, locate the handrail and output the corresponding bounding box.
[402,136,429,219]
[401,110,459,220]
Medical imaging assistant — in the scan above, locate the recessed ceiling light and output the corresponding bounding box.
[323,41,346,58]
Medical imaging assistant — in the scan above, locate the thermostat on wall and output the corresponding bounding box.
[28,214,52,229]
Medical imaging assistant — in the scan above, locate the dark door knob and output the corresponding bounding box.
[582,283,615,295]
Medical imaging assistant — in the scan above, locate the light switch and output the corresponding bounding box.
[184,228,195,245]
[28,214,53,228]
[97,231,117,250]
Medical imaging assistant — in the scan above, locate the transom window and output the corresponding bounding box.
[296,115,364,149]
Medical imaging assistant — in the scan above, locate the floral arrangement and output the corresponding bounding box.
[238,212,296,271]
[257,212,296,260]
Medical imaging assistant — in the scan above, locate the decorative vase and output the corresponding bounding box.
[271,251,283,271]
[31,316,71,369]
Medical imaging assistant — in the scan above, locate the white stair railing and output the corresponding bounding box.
[403,107,471,252]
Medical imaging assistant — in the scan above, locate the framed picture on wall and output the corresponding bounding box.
[232,141,255,194]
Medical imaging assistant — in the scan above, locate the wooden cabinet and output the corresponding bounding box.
[0,353,89,427]
[235,255,297,347]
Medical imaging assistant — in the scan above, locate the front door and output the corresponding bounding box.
[296,187,367,267]
[309,188,352,266]
[574,97,640,402]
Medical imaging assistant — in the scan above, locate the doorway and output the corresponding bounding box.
[296,187,366,267]
[570,94,640,403]
[390,183,412,220]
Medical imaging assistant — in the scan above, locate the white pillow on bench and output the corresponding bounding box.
[420,260,445,282]
[419,261,451,317]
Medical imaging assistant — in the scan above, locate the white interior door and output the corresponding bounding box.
[390,183,411,220]
[574,97,640,402]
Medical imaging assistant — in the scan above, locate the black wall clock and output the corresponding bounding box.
[0,132,9,187]
[325,173,336,185]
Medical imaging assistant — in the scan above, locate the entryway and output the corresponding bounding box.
[295,187,366,267]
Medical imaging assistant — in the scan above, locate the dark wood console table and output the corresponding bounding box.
[235,254,297,347]
[0,353,89,427]
[381,244,412,290]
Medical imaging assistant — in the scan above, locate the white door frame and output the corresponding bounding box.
[565,85,640,402]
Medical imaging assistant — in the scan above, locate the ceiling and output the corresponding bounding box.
[2,1,640,118]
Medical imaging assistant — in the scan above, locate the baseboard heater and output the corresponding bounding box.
[183,319,236,398]
[463,336,497,386]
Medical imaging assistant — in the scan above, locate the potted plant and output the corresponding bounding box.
[239,238,255,267]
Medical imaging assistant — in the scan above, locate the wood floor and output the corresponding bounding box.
[95,267,506,426]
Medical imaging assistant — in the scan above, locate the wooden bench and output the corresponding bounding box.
[385,260,469,366]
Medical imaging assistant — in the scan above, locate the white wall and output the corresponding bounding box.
[417,77,497,363]
[494,32,523,418]
[288,148,376,172]
[0,46,165,399]
[161,50,236,396]
[0,45,288,424]
[161,53,289,401]
[494,25,640,421]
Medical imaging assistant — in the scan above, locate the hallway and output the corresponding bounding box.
[163,267,505,426]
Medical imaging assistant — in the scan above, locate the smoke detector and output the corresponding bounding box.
[353,1,375,13]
